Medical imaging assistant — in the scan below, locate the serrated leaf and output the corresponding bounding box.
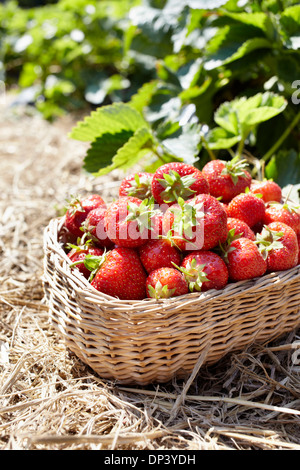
[129,80,159,113]
[69,102,148,142]
[224,11,276,39]
[164,0,228,12]
[160,122,202,164]
[205,127,241,149]
[265,149,300,188]
[214,92,287,141]
[90,127,153,176]
[83,130,134,174]
[214,101,240,135]
[205,37,273,69]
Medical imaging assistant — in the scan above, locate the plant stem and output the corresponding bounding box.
[261,110,300,163]
[200,134,216,160]
[236,138,245,159]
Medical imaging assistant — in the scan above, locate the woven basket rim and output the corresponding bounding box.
[44,216,300,309]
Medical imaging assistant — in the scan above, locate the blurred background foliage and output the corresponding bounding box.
[1,0,300,189]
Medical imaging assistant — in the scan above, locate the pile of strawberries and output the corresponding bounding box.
[61,159,300,301]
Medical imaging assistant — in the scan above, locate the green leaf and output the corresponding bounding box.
[164,0,228,11]
[223,11,277,40]
[83,130,134,174]
[84,74,130,105]
[214,101,240,135]
[214,92,287,141]
[205,127,241,149]
[129,80,159,113]
[88,127,153,176]
[69,102,148,142]
[160,122,202,164]
[280,5,300,49]
[205,36,273,69]
[265,149,300,187]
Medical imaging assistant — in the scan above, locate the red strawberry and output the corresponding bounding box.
[256,222,299,272]
[162,194,228,251]
[225,237,267,281]
[151,162,209,206]
[148,208,164,241]
[227,192,265,228]
[220,202,229,216]
[297,234,300,265]
[250,179,282,203]
[179,251,229,292]
[146,267,188,299]
[138,239,182,274]
[81,206,114,249]
[90,247,147,300]
[64,194,106,237]
[68,244,104,279]
[104,196,158,248]
[201,157,252,203]
[263,202,300,235]
[119,172,153,199]
[227,217,255,241]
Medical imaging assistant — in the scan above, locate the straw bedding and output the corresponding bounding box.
[1,102,300,450]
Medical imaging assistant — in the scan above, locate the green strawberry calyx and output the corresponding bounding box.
[221,156,249,185]
[65,194,85,216]
[125,174,153,199]
[159,230,197,251]
[69,250,109,281]
[255,226,284,260]
[158,170,197,203]
[268,200,300,214]
[171,197,204,240]
[245,187,263,198]
[66,233,93,252]
[172,259,209,292]
[147,280,176,300]
[216,228,240,262]
[125,197,159,232]
[79,218,101,245]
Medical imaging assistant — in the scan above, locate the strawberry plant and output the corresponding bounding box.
[2,0,300,187]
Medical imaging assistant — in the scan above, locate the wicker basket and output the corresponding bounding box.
[43,216,300,386]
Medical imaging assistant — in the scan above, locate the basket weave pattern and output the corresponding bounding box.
[43,217,300,385]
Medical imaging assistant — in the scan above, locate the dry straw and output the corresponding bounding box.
[43,216,300,386]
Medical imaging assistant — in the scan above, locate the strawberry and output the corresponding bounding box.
[138,239,182,274]
[227,192,265,228]
[90,247,147,300]
[81,206,114,249]
[178,251,229,292]
[227,217,255,241]
[119,172,153,199]
[68,242,104,279]
[162,194,228,251]
[201,157,252,203]
[256,222,299,272]
[151,162,209,206]
[220,202,229,216]
[64,194,106,237]
[250,179,282,203]
[225,237,267,281]
[263,201,300,235]
[297,234,300,265]
[146,267,188,299]
[104,196,158,248]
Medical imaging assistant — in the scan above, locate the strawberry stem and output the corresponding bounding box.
[262,110,300,163]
